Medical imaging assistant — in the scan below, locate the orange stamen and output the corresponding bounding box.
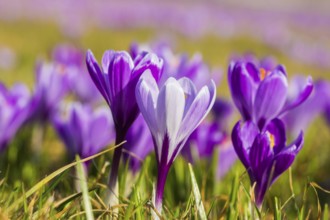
[260,68,267,80]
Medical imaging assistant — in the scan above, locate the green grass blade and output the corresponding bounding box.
[323,204,328,220]
[226,173,239,220]
[75,155,94,220]
[6,143,122,213]
[274,197,281,220]
[188,163,207,220]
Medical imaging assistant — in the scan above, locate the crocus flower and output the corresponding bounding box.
[53,102,115,167]
[181,121,237,179]
[212,98,234,130]
[123,115,153,173]
[216,137,237,180]
[282,78,330,136]
[31,62,70,122]
[232,118,303,207]
[86,49,163,203]
[130,42,221,89]
[228,60,313,130]
[135,72,216,213]
[52,44,102,104]
[0,83,32,151]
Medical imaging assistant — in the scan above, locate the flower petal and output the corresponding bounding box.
[156,78,185,162]
[228,62,258,120]
[86,50,109,101]
[265,118,286,154]
[253,70,288,129]
[178,77,197,115]
[280,76,313,115]
[178,80,216,143]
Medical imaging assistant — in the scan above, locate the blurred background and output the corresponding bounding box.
[1,0,330,217]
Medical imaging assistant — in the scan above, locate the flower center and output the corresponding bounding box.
[266,131,275,148]
[259,68,269,80]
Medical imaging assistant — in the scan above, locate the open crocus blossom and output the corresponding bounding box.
[86,49,163,204]
[0,83,32,151]
[53,102,115,167]
[135,71,216,213]
[232,118,303,207]
[228,60,313,130]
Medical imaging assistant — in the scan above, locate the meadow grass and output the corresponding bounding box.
[0,21,330,219]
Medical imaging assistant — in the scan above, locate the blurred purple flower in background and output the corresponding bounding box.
[52,44,102,104]
[0,83,32,151]
[86,49,163,204]
[30,62,70,122]
[232,119,303,207]
[228,59,313,130]
[130,42,221,89]
[282,78,330,136]
[123,115,153,173]
[53,102,114,167]
[135,72,216,213]
[182,98,237,179]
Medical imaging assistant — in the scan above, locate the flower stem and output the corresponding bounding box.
[155,165,170,214]
[106,132,125,206]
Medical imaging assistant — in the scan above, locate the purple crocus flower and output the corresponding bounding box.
[282,78,330,136]
[232,118,303,207]
[130,42,221,89]
[123,115,153,173]
[86,49,163,203]
[182,98,237,179]
[181,121,237,179]
[52,44,102,104]
[31,62,70,122]
[0,83,32,151]
[228,60,313,130]
[135,72,216,213]
[182,122,225,161]
[53,102,115,167]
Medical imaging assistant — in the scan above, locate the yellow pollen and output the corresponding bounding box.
[260,68,267,80]
[267,132,275,148]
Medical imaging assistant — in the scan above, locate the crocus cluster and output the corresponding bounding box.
[228,57,313,207]
[86,49,163,204]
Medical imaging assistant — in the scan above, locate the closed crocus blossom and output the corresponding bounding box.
[232,118,303,207]
[228,60,313,130]
[86,49,163,204]
[0,83,32,151]
[53,103,115,167]
[135,71,216,213]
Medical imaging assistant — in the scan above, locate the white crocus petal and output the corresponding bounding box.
[135,72,158,138]
[101,50,115,73]
[177,80,216,145]
[157,78,186,163]
[178,77,197,115]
